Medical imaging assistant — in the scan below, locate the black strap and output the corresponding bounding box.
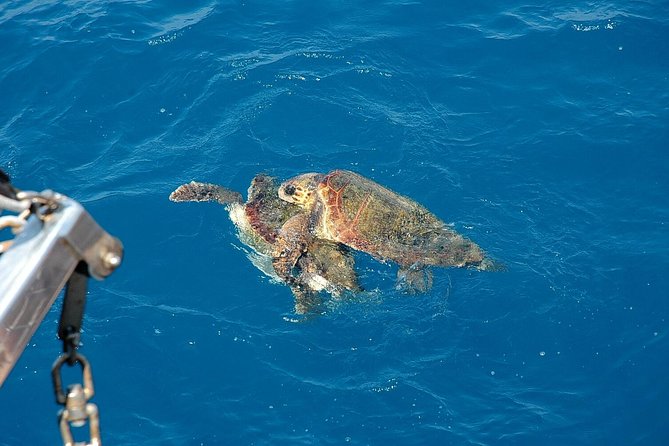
[58,261,89,364]
[0,168,18,200]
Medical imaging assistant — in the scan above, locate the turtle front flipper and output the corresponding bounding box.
[273,212,324,314]
[169,181,243,205]
[272,212,313,284]
[305,240,362,294]
[396,263,433,294]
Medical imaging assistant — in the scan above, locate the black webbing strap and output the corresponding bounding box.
[58,261,89,365]
[0,169,17,200]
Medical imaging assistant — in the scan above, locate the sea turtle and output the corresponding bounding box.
[169,175,361,313]
[274,169,496,293]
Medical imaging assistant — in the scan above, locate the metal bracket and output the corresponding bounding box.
[0,192,123,386]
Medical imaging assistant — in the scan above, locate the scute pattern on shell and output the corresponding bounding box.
[317,170,485,268]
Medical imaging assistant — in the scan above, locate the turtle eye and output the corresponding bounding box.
[284,184,296,195]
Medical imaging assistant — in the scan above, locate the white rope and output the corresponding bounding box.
[0,194,30,213]
[0,215,25,231]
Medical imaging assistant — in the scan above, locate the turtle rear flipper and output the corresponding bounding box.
[477,257,506,272]
[396,264,433,294]
[169,181,243,205]
[291,285,323,315]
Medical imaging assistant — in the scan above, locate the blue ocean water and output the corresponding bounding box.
[1,0,668,444]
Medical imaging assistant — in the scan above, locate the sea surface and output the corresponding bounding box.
[1,1,668,445]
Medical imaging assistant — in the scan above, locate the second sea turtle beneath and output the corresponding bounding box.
[170,174,361,313]
[275,169,497,292]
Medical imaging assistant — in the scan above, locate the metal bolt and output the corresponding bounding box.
[102,251,121,270]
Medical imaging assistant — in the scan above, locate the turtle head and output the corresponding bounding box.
[278,173,322,208]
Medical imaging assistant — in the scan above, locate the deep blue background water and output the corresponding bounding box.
[1,1,668,445]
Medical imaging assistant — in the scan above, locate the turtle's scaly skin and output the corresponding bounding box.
[170,175,301,256]
[278,170,489,278]
[170,181,243,205]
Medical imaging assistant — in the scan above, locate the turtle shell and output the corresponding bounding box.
[317,170,484,268]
